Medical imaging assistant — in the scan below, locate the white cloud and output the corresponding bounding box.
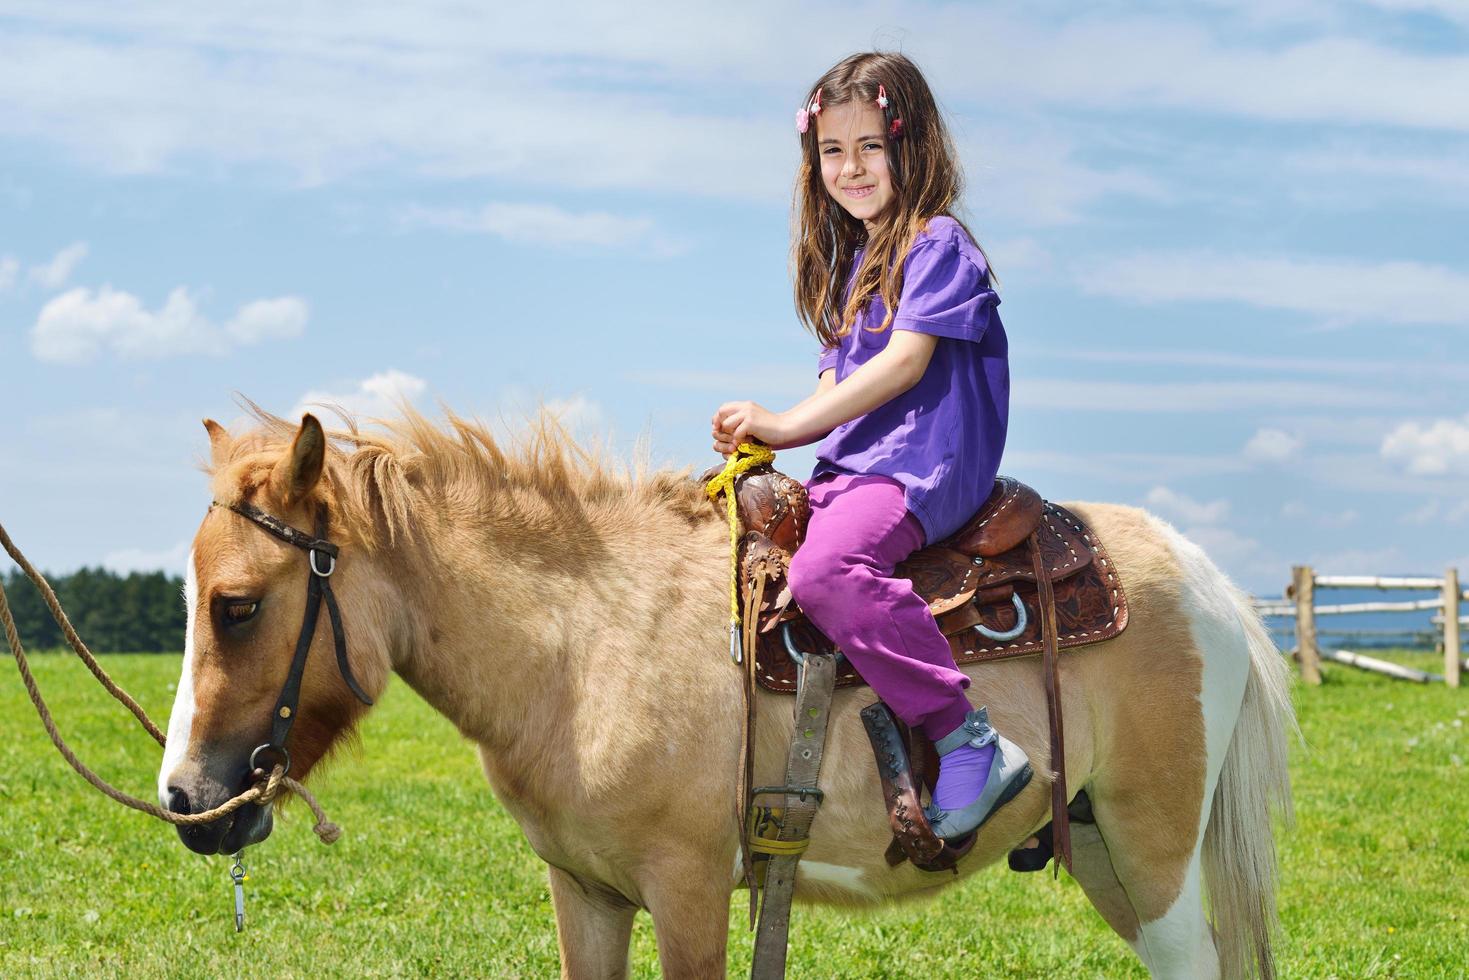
[1285,145,1469,205]
[1014,378,1397,413]
[1359,0,1469,28]
[292,369,428,422]
[1244,428,1303,462]
[1177,524,1260,562]
[0,255,17,291]
[1400,499,1440,525]
[626,365,815,405]
[102,538,190,575]
[1307,544,1412,576]
[1078,251,1469,327]
[1007,448,1248,485]
[28,241,88,289]
[1040,347,1469,384]
[541,394,605,434]
[400,201,688,255]
[958,127,1166,226]
[1307,449,1467,496]
[986,237,1052,272]
[1281,500,1360,527]
[1396,499,1468,525]
[1145,485,1231,524]
[29,286,307,363]
[486,387,611,447]
[1170,523,1283,592]
[0,15,790,200]
[1381,413,1469,475]
[4,3,1465,210]
[927,15,1469,133]
[226,297,309,343]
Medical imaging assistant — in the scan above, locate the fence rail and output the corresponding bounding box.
[1256,566,1462,689]
[1311,575,1447,590]
[1260,596,1449,616]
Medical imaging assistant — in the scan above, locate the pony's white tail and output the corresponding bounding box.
[1202,586,1298,979]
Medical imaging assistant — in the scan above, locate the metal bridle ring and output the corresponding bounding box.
[249,743,291,778]
[309,548,336,577]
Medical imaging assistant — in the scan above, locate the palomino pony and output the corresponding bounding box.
[158,407,1295,979]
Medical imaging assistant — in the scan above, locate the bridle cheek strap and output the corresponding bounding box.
[319,575,371,704]
[211,501,374,776]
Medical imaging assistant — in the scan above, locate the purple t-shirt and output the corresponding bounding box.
[810,216,1008,547]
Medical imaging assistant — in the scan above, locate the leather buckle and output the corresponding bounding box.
[751,784,825,805]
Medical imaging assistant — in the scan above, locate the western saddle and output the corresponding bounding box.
[700,461,1129,880]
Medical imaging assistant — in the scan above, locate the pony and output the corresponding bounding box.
[158,406,1295,979]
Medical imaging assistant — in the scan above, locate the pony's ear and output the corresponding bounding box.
[271,414,326,508]
[202,419,231,469]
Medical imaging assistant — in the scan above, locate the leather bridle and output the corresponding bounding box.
[209,500,374,778]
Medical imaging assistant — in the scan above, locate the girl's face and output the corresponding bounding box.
[816,101,894,231]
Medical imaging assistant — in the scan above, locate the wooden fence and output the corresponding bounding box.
[1254,568,1464,688]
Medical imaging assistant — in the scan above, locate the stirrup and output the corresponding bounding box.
[924,707,1033,841]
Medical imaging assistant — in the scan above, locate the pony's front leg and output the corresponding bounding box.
[640,857,736,979]
[547,865,638,980]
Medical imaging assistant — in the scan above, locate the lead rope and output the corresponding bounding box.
[0,519,341,845]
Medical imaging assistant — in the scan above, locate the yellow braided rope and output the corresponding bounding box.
[703,441,776,628]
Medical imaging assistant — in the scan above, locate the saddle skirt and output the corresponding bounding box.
[699,465,1129,694]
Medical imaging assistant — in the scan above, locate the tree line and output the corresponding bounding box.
[1,566,186,654]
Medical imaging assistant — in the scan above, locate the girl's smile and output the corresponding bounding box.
[816,102,894,229]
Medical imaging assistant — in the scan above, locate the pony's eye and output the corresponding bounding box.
[223,601,259,625]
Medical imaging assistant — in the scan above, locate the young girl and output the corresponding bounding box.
[710,51,1030,841]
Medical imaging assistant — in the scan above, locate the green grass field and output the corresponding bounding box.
[2,651,1465,978]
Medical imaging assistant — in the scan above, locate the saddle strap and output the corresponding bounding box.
[738,567,769,924]
[750,651,838,980]
[1031,529,1072,875]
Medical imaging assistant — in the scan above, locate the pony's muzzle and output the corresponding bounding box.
[164,776,274,854]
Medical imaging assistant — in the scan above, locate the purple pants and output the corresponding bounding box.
[788,472,972,741]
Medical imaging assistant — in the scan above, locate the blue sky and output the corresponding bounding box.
[1,1,1467,595]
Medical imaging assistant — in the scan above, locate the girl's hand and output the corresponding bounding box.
[712,400,787,455]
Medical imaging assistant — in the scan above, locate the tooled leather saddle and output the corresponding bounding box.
[701,462,1129,875]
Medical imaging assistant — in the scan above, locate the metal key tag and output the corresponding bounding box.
[229,851,248,932]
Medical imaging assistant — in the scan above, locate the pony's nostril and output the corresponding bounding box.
[166,786,191,815]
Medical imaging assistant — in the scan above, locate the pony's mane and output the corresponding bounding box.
[217,400,716,551]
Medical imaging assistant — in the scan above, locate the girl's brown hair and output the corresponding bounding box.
[792,52,990,349]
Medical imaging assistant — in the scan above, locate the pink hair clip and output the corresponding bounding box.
[877,84,905,139]
[796,86,822,134]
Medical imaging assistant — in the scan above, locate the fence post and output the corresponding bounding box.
[1292,565,1322,685]
[1445,567,1461,689]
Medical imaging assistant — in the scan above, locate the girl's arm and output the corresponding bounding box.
[790,368,837,413]
[774,332,936,449]
[713,368,836,455]
[751,369,835,448]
